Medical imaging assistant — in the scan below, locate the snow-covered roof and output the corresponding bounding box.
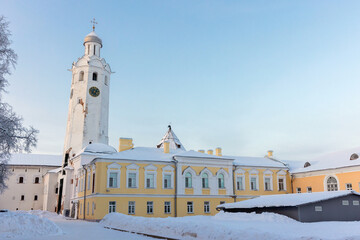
[218,191,360,209]
[289,146,360,173]
[157,125,186,150]
[81,143,117,155]
[7,153,62,167]
[230,156,288,168]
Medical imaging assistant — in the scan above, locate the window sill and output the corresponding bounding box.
[187,212,194,214]
[127,187,138,189]
[251,189,258,191]
[145,187,156,189]
[163,187,173,190]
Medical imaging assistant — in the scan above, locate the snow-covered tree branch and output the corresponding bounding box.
[0,16,38,193]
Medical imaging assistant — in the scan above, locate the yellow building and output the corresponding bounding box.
[290,147,360,194]
[67,126,291,220]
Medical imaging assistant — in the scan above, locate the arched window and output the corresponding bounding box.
[94,45,96,55]
[202,173,209,188]
[92,72,97,81]
[350,153,359,160]
[34,177,40,184]
[218,173,225,188]
[105,76,108,86]
[327,177,338,191]
[87,45,90,55]
[79,71,84,81]
[304,162,311,168]
[185,172,192,188]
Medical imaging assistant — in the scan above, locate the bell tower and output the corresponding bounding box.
[63,23,111,162]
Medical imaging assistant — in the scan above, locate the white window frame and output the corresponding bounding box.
[183,167,196,189]
[324,175,339,192]
[107,163,121,189]
[204,201,210,213]
[164,201,171,214]
[277,170,287,191]
[235,168,245,191]
[147,201,153,214]
[87,169,91,190]
[249,169,259,191]
[216,169,228,190]
[109,201,116,213]
[346,183,352,190]
[128,201,135,215]
[296,187,301,193]
[263,169,273,191]
[187,201,193,213]
[33,175,41,184]
[126,164,140,189]
[144,164,157,189]
[162,165,174,189]
[307,186,312,193]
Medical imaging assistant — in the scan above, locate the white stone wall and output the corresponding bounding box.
[0,165,59,211]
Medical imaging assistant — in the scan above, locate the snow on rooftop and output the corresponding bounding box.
[81,143,117,154]
[219,190,359,209]
[7,153,62,166]
[229,156,288,168]
[290,146,360,173]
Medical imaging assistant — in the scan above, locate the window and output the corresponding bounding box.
[87,202,89,215]
[128,201,135,214]
[296,187,301,193]
[236,176,244,190]
[109,201,116,213]
[187,201,193,213]
[185,172,192,188]
[315,206,322,212]
[87,173,91,190]
[21,195,24,201]
[109,173,118,188]
[307,187,312,193]
[34,195,38,201]
[92,173,95,193]
[105,76,108,86]
[353,200,359,206]
[146,173,155,188]
[87,45,90,55]
[250,177,257,190]
[164,201,171,214]
[92,72,97,81]
[164,174,171,189]
[94,45,96,55]
[147,201,153,214]
[204,201,210,213]
[327,176,338,191]
[92,202,95,215]
[264,177,271,191]
[220,201,225,205]
[342,200,349,206]
[70,89,73,99]
[202,173,209,188]
[218,173,225,189]
[18,177,24,184]
[128,173,137,188]
[278,178,285,191]
[55,187,58,194]
[346,183,352,190]
[79,71,84,81]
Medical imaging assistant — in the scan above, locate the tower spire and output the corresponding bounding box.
[91,18,98,31]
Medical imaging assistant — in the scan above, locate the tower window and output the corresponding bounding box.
[88,45,90,55]
[92,72,97,81]
[18,177,24,184]
[105,76,108,86]
[34,195,38,201]
[94,45,96,55]
[21,195,25,201]
[70,89,73,99]
[79,71,84,81]
[34,177,40,184]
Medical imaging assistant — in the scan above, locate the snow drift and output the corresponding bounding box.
[0,211,62,238]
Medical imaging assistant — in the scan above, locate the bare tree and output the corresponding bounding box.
[0,16,38,192]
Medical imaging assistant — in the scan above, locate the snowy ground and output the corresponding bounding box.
[101,211,360,240]
[0,211,152,239]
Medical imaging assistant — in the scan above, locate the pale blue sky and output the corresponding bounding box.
[2,1,360,160]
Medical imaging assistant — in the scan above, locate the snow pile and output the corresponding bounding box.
[19,210,65,220]
[0,211,62,238]
[100,212,293,240]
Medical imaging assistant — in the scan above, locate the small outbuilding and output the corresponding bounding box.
[217,191,360,222]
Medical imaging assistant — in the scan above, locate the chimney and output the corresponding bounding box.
[164,141,170,154]
[119,138,134,152]
[207,149,213,155]
[215,147,222,156]
[267,150,273,158]
[198,150,205,153]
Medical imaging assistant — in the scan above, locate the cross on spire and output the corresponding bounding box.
[91,18,98,31]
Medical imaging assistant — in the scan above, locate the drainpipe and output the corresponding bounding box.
[232,166,236,202]
[83,166,87,220]
[172,157,178,218]
[291,174,294,194]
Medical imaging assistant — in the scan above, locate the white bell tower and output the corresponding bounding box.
[63,22,111,162]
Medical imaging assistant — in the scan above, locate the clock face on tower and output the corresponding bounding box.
[89,87,100,97]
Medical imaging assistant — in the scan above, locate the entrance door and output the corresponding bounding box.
[57,178,64,214]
